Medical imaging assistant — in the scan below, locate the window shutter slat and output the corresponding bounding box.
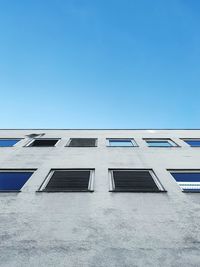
[44,170,91,191]
[113,170,161,192]
[69,139,96,147]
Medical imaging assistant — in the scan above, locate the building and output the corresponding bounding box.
[0,129,200,267]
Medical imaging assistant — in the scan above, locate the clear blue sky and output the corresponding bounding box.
[0,0,200,128]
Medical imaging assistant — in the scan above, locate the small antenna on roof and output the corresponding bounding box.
[26,133,45,138]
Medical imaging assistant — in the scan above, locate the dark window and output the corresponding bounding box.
[110,170,164,192]
[145,139,177,147]
[41,170,93,192]
[183,139,200,147]
[28,139,59,147]
[0,171,34,191]
[108,139,137,147]
[170,171,200,192]
[0,139,21,147]
[68,138,97,147]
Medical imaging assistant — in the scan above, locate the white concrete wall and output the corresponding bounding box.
[0,130,200,267]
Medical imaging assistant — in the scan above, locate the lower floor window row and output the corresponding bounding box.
[0,169,200,193]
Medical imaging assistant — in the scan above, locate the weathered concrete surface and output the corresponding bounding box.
[0,129,199,267]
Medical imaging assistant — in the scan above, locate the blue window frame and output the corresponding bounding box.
[108,139,137,147]
[0,171,34,191]
[145,139,177,147]
[0,139,21,147]
[183,139,200,147]
[170,171,200,192]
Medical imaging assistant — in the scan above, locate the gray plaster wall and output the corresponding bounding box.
[0,129,200,267]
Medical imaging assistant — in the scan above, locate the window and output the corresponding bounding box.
[0,139,21,147]
[182,139,200,147]
[39,169,94,192]
[68,138,97,147]
[109,169,165,192]
[170,171,200,192]
[108,139,137,147]
[27,139,59,147]
[145,139,177,147]
[0,170,34,191]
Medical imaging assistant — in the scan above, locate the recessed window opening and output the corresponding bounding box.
[182,139,200,147]
[109,169,165,192]
[27,139,59,147]
[145,139,177,147]
[68,138,97,147]
[170,171,200,192]
[39,169,94,192]
[0,170,34,191]
[108,139,137,147]
[0,139,21,147]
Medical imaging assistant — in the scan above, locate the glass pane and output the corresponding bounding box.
[113,170,160,192]
[44,170,90,191]
[171,172,200,192]
[171,172,200,182]
[0,172,33,191]
[184,140,200,147]
[147,141,172,147]
[109,140,133,147]
[0,139,20,147]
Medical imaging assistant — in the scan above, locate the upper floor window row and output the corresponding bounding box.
[0,169,163,193]
[1,138,200,147]
[1,168,200,193]
[1,138,98,147]
[26,138,98,147]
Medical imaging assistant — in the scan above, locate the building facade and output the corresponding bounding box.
[0,129,200,267]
